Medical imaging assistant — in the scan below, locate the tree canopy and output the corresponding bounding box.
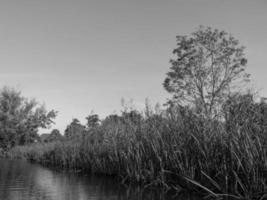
[164,26,250,118]
[86,114,100,129]
[0,87,57,149]
[64,118,86,139]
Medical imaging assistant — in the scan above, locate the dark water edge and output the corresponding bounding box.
[0,158,202,200]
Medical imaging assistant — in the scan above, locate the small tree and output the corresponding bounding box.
[64,118,85,139]
[46,129,62,142]
[163,26,250,118]
[85,114,100,129]
[0,87,57,149]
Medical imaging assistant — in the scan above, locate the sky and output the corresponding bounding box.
[0,0,266,133]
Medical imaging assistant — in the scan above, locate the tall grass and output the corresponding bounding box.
[8,94,267,199]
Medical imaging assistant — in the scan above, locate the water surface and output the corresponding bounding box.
[0,159,196,200]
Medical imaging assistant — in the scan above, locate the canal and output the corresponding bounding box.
[0,159,198,200]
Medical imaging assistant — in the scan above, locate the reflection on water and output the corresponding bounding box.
[0,159,196,200]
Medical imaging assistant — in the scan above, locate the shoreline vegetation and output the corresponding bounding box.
[1,27,266,199]
[7,94,267,199]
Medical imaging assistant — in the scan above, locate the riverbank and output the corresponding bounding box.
[7,99,267,199]
[1,158,189,200]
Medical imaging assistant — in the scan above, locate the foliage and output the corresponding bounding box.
[64,118,86,139]
[86,114,100,129]
[40,129,62,143]
[164,26,250,118]
[0,87,57,149]
[49,129,62,140]
[4,26,267,199]
[9,96,267,199]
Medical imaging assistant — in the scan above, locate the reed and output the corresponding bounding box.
[8,95,267,199]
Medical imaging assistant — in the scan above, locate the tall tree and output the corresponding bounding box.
[163,26,250,117]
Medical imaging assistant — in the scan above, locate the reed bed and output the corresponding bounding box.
[8,95,267,199]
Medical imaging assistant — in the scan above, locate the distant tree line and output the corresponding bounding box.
[62,110,143,140]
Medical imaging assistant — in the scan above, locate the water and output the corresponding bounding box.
[0,159,196,200]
